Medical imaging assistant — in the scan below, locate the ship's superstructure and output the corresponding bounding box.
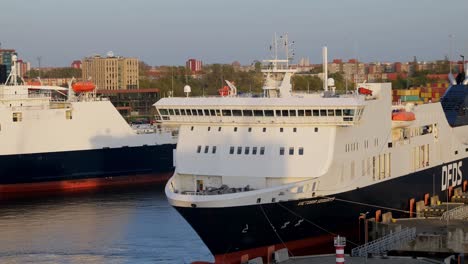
[156,40,468,263]
[0,55,177,196]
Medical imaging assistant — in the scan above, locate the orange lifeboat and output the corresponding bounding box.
[392,111,415,121]
[72,81,96,93]
[218,85,230,96]
[26,80,42,86]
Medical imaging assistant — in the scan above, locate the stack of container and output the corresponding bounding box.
[392,82,449,104]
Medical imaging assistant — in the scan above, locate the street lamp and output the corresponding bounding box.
[461,55,465,73]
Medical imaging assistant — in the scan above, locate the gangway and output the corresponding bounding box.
[351,227,416,257]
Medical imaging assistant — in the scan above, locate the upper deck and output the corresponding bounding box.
[154,94,366,126]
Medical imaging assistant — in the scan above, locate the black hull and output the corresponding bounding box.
[0,144,175,185]
[174,158,468,261]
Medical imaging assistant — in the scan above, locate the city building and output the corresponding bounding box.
[16,59,31,78]
[71,60,82,69]
[186,58,202,73]
[82,53,139,90]
[96,88,161,118]
[0,49,17,76]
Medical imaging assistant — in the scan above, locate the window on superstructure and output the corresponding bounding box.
[12,112,22,122]
[159,109,168,115]
[252,147,258,155]
[169,109,174,115]
[264,110,274,116]
[186,109,192,116]
[335,109,342,116]
[280,128,284,132]
[234,127,238,132]
[289,110,296,116]
[289,147,294,155]
[243,110,253,116]
[282,110,289,117]
[210,109,216,116]
[245,147,250,155]
[280,147,285,155]
[260,147,265,155]
[293,128,297,133]
[305,110,312,116]
[191,126,194,131]
[229,146,234,154]
[237,147,242,154]
[208,127,211,131]
[328,109,335,116]
[299,147,304,155]
[232,110,242,116]
[313,110,319,116]
[215,109,221,116]
[204,109,210,116]
[174,109,180,115]
[320,110,327,116]
[197,146,201,153]
[192,109,198,116]
[275,110,282,117]
[181,109,186,115]
[204,146,209,153]
[218,127,222,131]
[254,110,263,117]
[222,109,232,116]
[314,127,318,132]
[298,110,305,116]
[212,146,217,154]
[66,110,72,120]
[248,127,252,132]
[263,128,266,132]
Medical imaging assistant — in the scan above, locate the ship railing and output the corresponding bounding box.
[440,205,468,221]
[351,227,416,257]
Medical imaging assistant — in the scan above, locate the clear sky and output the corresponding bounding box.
[1,0,468,67]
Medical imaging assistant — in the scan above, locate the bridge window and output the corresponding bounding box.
[289,110,296,116]
[243,110,253,116]
[282,110,289,116]
[254,110,263,116]
[186,109,192,116]
[181,109,186,115]
[264,110,274,116]
[275,110,281,117]
[174,109,180,115]
[232,110,242,116]
[305,110,312,116]
[298,110,305,116]
[328,109,334,116]
[159,109,168,115]
[320,110,327,116]
[210,109,216,116]
[336,109,342,116]
[222,109,231,116]
[192,109,198,116]
[197,109,203,116]
[169,109,174,115]
[215,109,221,116]
[343,109,355,116]
[204,109,210,116]
[313,110,319,116]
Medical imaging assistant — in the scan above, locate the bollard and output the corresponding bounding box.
[334,235,346,264]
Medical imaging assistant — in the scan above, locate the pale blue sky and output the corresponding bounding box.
[1,0,468,67]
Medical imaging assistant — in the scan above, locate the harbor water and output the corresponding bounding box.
[0,186,212,264]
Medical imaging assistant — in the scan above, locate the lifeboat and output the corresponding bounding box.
[72,81,96,93]
[26,80,42,86]
[392,111,415,128]
[218,85,230,96]
[358,87,373,96]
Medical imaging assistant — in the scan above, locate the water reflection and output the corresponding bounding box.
[0,186,212,264]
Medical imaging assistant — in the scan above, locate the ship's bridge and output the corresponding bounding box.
[154,95,366,126]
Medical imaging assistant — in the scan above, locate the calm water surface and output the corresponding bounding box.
[0,186,212,264]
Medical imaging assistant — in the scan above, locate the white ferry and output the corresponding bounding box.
[156,39,468,263]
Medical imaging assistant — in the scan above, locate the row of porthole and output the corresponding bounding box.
[191,126,320,133]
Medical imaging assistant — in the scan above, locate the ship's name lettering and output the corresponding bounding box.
[441,161,463,191]
[298,197,335,206]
